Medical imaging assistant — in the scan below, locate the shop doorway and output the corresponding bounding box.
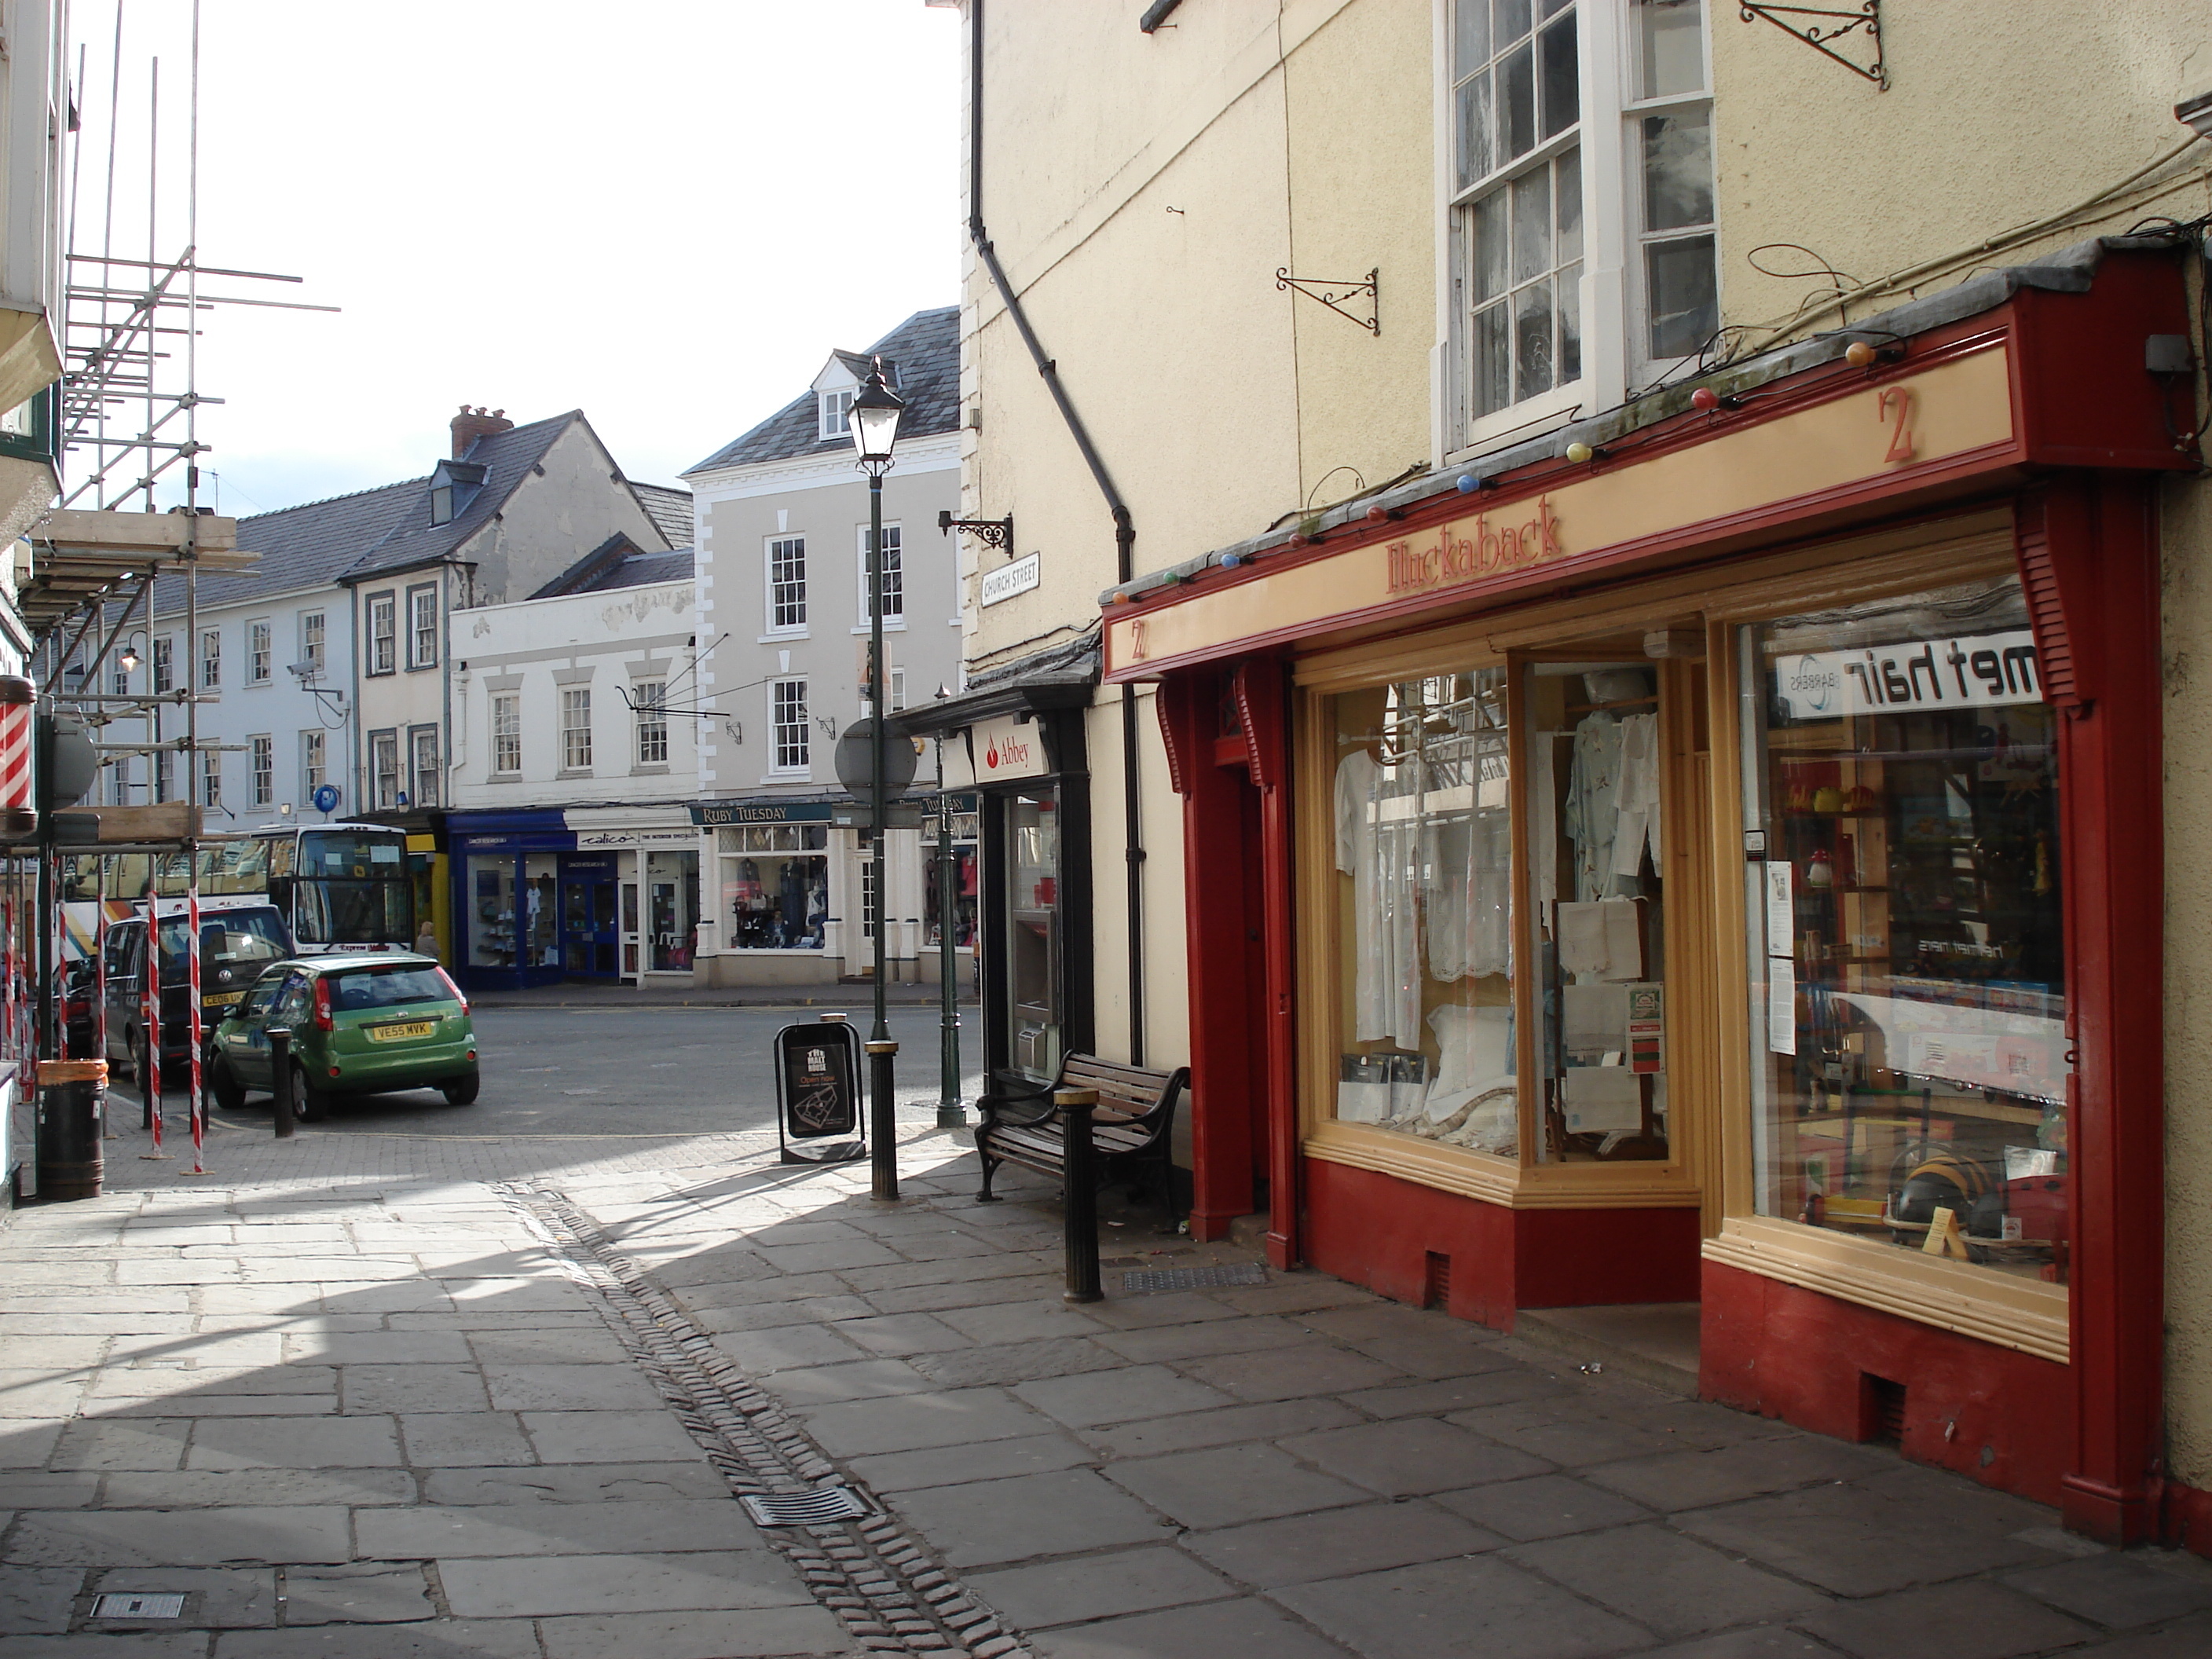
[560,857,618,978]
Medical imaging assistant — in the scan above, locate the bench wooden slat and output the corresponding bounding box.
[974,1051,1188,1218]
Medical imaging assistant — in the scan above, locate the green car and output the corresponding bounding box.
[208,953,479,1120]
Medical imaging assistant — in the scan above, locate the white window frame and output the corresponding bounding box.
[770,679,809,775]
[247,618,272,685]
[561,687,593,772]
[301,729,325,799]
[153,749,172,803]
[368,592,397,676]
[634,680,668,766]
[491,694,522,775]
[855,522,906,630]
[1440,0,1632,462]
[201,748,222,809]
[371,730,399,810]
[764,535,808,636]
[152,636,174,694]
[409,725,440,808]
[1621,0,1717,389]
[819,386,855,441]
[301,610,326,674]
[249,734,273,808]
[406,583,438,671]
[200,628,220,690]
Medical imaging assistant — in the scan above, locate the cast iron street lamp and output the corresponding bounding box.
[851,358,906,1201]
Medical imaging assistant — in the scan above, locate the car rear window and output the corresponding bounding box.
[328,967,452,1012]
[156,908,295,973]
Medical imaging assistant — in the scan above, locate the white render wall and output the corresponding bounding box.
[449,579,698,811]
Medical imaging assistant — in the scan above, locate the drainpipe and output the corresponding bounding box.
[965,0,1148,1064]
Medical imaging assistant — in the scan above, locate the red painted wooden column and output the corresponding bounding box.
[2019,474,2166,1544]
[1157,673,1259,1240]
[1236,660,1299,1269]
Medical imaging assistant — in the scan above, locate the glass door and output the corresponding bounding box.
[1003,789,1060,1080]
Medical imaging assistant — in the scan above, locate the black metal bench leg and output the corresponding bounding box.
[976,1148,1004,1203]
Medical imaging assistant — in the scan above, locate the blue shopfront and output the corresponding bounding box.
[449,810,622,991]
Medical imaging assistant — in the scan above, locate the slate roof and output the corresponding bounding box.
[339,412,577,583]
[683,306,959,477]
[632,482,694,547]
[577,548,695,594]
[150,475,426,615]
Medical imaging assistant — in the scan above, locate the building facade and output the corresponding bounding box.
[923,0,2212,1552]
[683,308,968,987]
[445,551,701,987]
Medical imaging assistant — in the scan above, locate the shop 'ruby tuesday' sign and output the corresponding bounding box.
[1104,343,2020,680]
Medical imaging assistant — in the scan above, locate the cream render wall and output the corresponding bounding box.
[1705,1,2212,1491]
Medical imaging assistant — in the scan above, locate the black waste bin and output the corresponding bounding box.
[35,1058,107,1200]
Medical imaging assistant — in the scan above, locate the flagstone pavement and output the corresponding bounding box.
[2,1119,2210,1658]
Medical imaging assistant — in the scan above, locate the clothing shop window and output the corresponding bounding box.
[561,687,592,771]
[301,730,325,799]
[1526,661,1672,1161]
[1628,0,1716,368]
[1330,672,1518,1158]
[1452,0,1584,433]
[925,811,980,950]
[301,610,326,675]
[371,730,399,811]
[492,695,522,775]
[468,855,518,969]
[410,727,439,809]
[368,594,397,676]
[200,629,220,690]
[408,585,438,670]
[634,681,668,765]
[859,524,904,624]
[1739,576,2067,1283]
[248,620,271,685]
[767,536,808,632]
[771,679,809,772]
[718,825,829,950]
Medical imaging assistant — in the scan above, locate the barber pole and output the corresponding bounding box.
[185,884,203,1174]
[0,676,31,840]
[143,889,163,1157]
[93,858,107,1068]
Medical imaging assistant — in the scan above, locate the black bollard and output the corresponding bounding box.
[269,1028,295,1139]
[1059,1086,1102,1304]
[866,1039,899,1201]
[35,1059,108,1199]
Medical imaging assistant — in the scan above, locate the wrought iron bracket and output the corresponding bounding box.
[1276,267,1379,336]
[937,509,1014,554]
[1738,2,1884,90]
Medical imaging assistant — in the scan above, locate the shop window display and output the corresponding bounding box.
[1331,672,1517,1158]
[1740,577,2067,1281]
[1525,661,1672,1162]
[468,856,516,969]
[720,826,826,950]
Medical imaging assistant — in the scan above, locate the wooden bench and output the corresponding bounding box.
[975,1054,1188,1219]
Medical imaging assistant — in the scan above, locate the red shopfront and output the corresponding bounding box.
[1106,245,2191,1543]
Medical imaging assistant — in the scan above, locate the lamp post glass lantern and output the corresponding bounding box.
[851,358,906,1199]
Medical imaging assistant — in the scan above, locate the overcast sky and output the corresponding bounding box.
[67,1,963,519]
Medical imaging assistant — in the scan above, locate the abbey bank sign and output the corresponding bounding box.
[1104,342,2023,681]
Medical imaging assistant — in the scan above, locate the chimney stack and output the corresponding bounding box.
[450,405,514,458]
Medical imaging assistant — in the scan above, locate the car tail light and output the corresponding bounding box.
[313,978,333,1031]
[435,967,468,1014]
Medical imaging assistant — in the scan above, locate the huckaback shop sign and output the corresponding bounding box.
[1386,497,1565,595]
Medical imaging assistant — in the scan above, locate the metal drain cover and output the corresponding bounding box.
[740,1485,873,1525]
[93,1593,185,1620]
[1120,1262,1269,1293]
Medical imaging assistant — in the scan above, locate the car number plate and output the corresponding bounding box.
[204,991,242,1008]
[368,1021,435,1042]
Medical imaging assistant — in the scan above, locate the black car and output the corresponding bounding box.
[100,903,297,1086]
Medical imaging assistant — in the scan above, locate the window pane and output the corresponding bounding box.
[1514,278,1555,401]
[1455,0,1491,75]
[1740,577,2066,1285]
[1471,190,1510,303]
[1555,145,1583,265]
[1500,42,1536,160]
[1328,672,1516,1159]
[1646,233,1718,358]
[1642,106,1714,232]
[1635,0,1705,98]
[1456,69,1495,189]
[1540,0,1573,13]
[1510,167,1551,285]
[1492,0,1531,48]
[1538,15,1578,139]
[1558,261,1583,383]
[1474,301,1512,418]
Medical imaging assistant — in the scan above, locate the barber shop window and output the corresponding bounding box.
[1739,577,2067,1283]
[1329,671,1517,1159]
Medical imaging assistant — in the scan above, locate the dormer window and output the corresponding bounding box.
[428,458,488,526]
[819,387,855,440]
